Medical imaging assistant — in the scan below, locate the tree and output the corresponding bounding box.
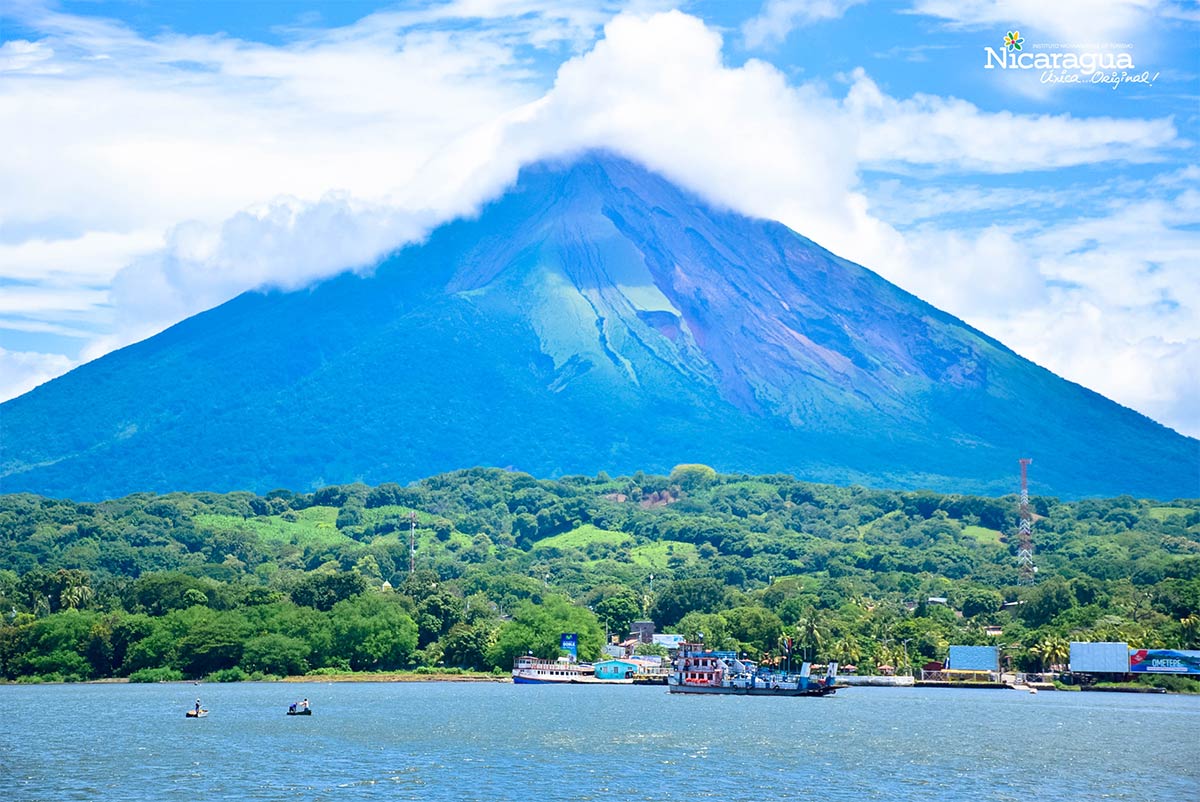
[669,464,717,491]
[650,579,728,628]
[17,569,94,614]
[127,573,215,616]
[960,588,1003,619]
[291,572,369,611]
[170,608,248,677]
[1030,634,1070,671]
[441,623,497,670]
[329,594,418,670]
[593,592,640,639]
[182,588,209,608]
[675,612,732,649]
[829,636,863,666]
[794,609,827,661]
[488,597,603,669]
[1182,614,1200,649]
[722,606,784,656]
[1019,579,1075,628]
[241,633,310,676]
[416,592,465,647]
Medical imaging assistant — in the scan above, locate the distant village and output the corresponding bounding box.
[583,615,1198,691]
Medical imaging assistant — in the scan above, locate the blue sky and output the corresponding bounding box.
[1,0,1198,436]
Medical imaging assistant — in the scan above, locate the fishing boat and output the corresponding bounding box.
[286,708,313,716]
[668,642,844,697]
[185,709,208,718]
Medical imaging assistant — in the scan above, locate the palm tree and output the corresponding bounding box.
[60,583,94,610]
[1181,614,1200,648]
[830,636,862,666]
[1033,635,1069,671]
[795,611,826,661]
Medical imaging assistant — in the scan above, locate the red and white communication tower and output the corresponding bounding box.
[1016,458,1037,585]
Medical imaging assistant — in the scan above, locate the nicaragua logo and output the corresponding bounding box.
[984,31,1135,74]
[982,28,1157,88]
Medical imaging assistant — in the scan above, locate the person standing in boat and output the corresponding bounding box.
[299,698,309,711]
[194,699,202,714]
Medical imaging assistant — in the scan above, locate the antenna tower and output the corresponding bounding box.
[1016,458,1037,585]
[409,511,417,575]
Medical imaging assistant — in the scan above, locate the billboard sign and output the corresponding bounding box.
[1070,642,1129,674]
[560,633,578,660]
[946,645,999,672]
[1129,649,1200,675]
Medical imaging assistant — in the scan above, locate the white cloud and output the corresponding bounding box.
[865,184,1200,438]
[844,70,1178,171]
[0,39,58,73]
[0,1,549,336]
[106,194,431,337]
[1,6,1196,439]
[0,230,163,285]
[982,302,1200,439]
[742,0,865,49]
[909,0,1172,44]
[0,346,74,400]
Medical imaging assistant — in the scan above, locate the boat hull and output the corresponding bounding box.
[668,684,838,697]
[513,675,574,684]
[513,675,633,685]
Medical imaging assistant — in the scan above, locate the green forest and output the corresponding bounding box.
[1,466,1197,684]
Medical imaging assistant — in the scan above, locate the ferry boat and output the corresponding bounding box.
[668,642,844,697]
[512,655,598,684]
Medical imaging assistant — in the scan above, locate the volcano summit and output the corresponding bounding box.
[2,155,1195,499]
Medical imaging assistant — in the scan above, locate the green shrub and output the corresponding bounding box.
[206,666,248,682]
[1145,675,1200,694]
[128,667,184,683]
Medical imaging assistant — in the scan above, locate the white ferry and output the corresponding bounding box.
[512,655,598,684]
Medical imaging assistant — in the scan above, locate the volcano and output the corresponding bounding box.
[2,154,1196,499]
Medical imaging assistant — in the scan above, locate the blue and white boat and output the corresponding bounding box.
[512,655,600,684]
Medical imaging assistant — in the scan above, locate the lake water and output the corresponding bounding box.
[1,682,1197,801]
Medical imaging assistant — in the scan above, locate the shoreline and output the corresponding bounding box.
[2,672,512,686]
[281,672,509,683]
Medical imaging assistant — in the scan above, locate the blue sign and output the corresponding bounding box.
[946,645,999,672]
[1129,649,1200,675]
[560,633,578,659]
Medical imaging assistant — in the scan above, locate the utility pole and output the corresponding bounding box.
[1017,458,1037,585]
[409,511,416,575]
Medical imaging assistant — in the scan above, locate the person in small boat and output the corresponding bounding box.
[299,698,310,711]
[289,702,297,713]
[194,699,202,714]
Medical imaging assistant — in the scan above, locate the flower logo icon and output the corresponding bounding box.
[1004,30,1024,51]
